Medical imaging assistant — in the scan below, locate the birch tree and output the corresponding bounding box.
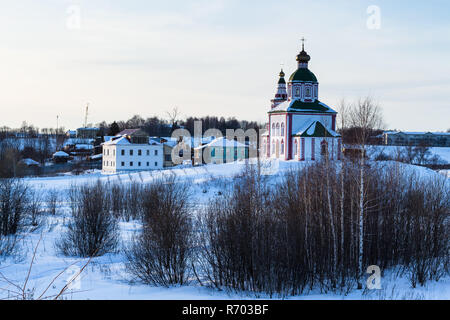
[349,96,383,289]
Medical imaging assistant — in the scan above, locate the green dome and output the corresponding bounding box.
[289,68,318,82]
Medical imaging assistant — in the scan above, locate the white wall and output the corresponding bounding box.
[102,144,164,174]
[269,114,287,159]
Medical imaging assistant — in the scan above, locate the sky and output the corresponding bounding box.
[0,0,449,132]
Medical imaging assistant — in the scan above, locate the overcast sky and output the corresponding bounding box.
[0,0,449,131]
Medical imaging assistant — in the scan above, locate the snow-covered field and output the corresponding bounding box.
[0,159,449,300]
[366,145,450,164]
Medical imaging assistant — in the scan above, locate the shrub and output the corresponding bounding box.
[0,179,29,256]
[126,175,193,286]
[57,180,119,257]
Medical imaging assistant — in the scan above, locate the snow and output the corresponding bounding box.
[75,144,94,150]
[53,151,69,157]
[102,136,131,145]
[19,158,40,166]
[90,154,103,160]
[306,122,316,135]
[0,159,448,300]
[367,145,450,164]
[195,137,247,150]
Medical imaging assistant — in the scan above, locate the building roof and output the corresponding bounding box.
[102,136,131,146]
[77,127,99,131]
[53,151,69,157]
[384,131,450,136]
[289,68,317,82]
[269,99,337,114]
[194,137,248,150]
[293,121,340,138]
[19,158,40,166]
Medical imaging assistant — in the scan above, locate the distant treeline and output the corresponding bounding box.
[95,115,263,137]
[1,115,263,139]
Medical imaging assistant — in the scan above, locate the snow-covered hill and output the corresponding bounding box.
[1,159,448,300]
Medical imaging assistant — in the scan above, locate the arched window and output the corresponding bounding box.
[305,87,311,97]
[272,123,275,135]
[276,123,280,136]
[272,140,275,154]
[294,139,298,156]
[281,123,285,136]
[281,139,284,155]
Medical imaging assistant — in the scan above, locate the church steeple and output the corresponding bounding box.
[296,37,311,69]
[271,68,288,108]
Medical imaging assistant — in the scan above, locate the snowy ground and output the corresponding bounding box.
[0,159,449,300]
[366,145,450,164]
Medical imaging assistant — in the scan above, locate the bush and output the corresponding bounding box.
[196,165,286,296]
[57,180,119,257]
[126,175,193,286]
[46,189,59,216]
[27,189,43,229]
[0,179,29,256]
[197,161,450,296]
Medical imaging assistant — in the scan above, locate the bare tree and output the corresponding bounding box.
[166,107,180,130]
[348,96,384,289]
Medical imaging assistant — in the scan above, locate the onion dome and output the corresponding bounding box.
[278,69,286,84]
[296,49,311,64]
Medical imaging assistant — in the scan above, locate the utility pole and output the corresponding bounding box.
[84,103,89,128]
[56,115,59,152]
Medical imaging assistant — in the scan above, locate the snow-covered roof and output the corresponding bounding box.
[194,137,248,150]
[292,120,340,138]
[64,138,94,147]
[384,131,450,136]
[75,144,94,150]
[19,158,40,166]
[90,154,103,160]
[269,99,337,114]
[77,127,99,131]
[53,151,69,157]
[102,136,131,146]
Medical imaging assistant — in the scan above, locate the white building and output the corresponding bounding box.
[262,42,342,161]
[101,129,163,174]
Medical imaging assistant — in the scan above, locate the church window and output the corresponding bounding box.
[272,123,275,135]
[306,87,311,97]
[276,123,280,136]
[294,140,298,156]
[272,140,275,154]
[296,88,300,97]
[281,139,284,155]
[281,123,285,136]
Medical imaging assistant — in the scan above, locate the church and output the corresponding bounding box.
[262,42,342,161]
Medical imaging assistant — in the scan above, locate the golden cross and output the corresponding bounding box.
[301,37,306,50]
